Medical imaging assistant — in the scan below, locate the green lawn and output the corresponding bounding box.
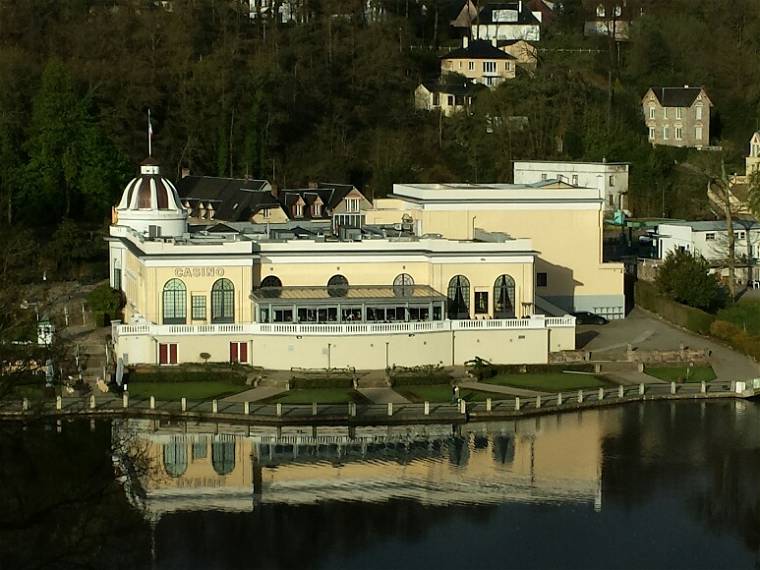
[718,300,760,336]
[397,384,502,403]
[127,381,248,401]
[482,372,612,392]
[262,388,371,405]
[644,365,717,383]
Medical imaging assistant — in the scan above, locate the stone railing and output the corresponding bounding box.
[113,315,575,339]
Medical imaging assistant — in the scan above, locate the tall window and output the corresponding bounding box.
[494,275,516,318]
[293,203,303,218]
[393,273,414,296]
[609,175,615,187]
[113,267,122,290]
[649,127,655,140]
[212,440,236,476]
[162,279,186,324]
[571,174,579,185]
[648,107,655,119]
[345,198,360,212]
[447,275,470,319]
[312,202,322,217]
[696,126,703,140]
[676,108,683,120]
[327,274,349,297]
[468,61,475,71]
[483,61,496,73]
[675,127,683,140]
[663,127,669,140]
[211,278,235,323]
[696,104,703,120]
[191,295,206,321]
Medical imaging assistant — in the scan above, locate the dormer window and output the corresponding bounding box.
[345,198,360,213]
[312,202,322,217]
[596,4,605,17]
[294,203,303,218]
[262,208,271,219]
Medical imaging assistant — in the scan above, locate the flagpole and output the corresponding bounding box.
[148,109,152,157]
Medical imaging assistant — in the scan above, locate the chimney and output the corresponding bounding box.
[463,36,468,48]
[491,38,497,47]
[519,0,523,12]
[270,183,279,198]
[684,84,690,88]
[308,181,318,189]
[181,167,190,178]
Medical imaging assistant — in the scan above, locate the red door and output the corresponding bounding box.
[239,342,248,364]
[159,343,168,365]
[169,343,178,364]
[230,342,238,363]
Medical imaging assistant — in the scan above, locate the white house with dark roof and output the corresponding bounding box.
[471,1,541,41]
[414,79,483,115]
[642,86,713,148]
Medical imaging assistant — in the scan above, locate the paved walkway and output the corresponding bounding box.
[581,308,760,382]
[460,381,549,397]
[359,387,410,404]
[222,386,287,403]
[599,362,665,385]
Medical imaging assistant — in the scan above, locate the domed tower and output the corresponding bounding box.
[113,157,187,237]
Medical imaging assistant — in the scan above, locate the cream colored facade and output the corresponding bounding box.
[108,161,590,369]
[365,183,625,318]
[440,55,515,86]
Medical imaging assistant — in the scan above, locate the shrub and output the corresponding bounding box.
[655,249,728,312]
[290,376,354,389]
[389,364,451,386]
[710,320,760,361]
[128,368,246,384]
[467,363,594,381]
[87,284,123,326]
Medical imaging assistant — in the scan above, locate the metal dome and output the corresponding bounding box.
[117,158,183,212]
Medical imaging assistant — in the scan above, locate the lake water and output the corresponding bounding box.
[2,400,760,569]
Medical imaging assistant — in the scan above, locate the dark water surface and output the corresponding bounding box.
[3,400,760,569]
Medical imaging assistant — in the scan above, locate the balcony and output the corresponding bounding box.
[112,315,575,340]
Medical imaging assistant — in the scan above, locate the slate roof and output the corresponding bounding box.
[478,2,541,25]
[443,39,516,60]
[277,184,362,220]
[647,86,708,108]
[175,176,277,222]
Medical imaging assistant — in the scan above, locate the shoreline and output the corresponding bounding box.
[1,381,754,428]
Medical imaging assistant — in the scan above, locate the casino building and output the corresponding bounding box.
[108,157,624,369]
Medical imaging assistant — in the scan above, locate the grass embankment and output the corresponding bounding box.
[717,300,760,336]
[644,365,717,383]
[262,389,371,405]
[482,372,612,392]
[126,367,250,401]
[397,385,501,403]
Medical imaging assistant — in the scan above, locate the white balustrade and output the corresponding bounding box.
[115,316,572,338]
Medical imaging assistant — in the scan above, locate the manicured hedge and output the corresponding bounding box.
[289,376,354,389]
[389,365,452,386]
[635,280,715,334]
[128,368,246,384]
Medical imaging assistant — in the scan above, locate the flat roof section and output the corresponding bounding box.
[251,285,447,305]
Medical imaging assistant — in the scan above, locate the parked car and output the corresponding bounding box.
[571,311,609,325]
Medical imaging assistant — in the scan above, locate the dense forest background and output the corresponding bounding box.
[1,0,760,241]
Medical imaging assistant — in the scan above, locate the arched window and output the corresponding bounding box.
[163,438,188,478]
[327,274,349,298]
[493,275,516,318]
[211,278,235,323]
[260,275,282,299]
[212,440,236,476]
[447,275,470,319]
[162,279,186,324]
[393,273,414,297]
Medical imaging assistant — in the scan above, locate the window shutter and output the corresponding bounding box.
[239,342,248,364]
[169,344,178,365]
[230,342,239,363]
[159,343,168,365]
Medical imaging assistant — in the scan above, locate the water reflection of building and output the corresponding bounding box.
[118,414,608,519]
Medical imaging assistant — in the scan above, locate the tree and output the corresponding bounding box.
[655,249,728,312]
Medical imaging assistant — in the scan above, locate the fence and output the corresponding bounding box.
[4,381,753,427]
